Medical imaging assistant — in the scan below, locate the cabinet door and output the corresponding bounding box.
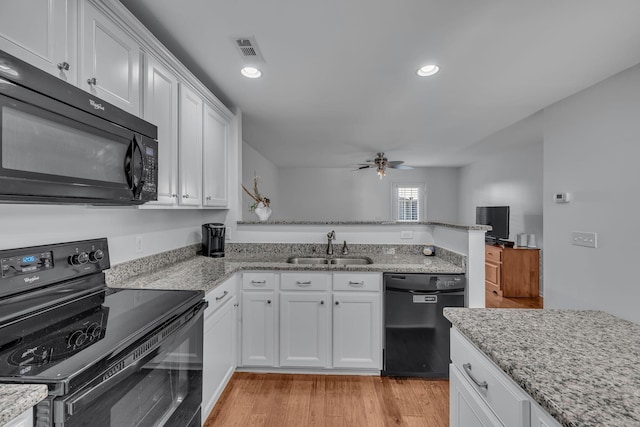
[450,364,503,427]
[3,407,33,427]
[202,103,229,207]
[80,1,140,115]
[530,404,562,427]
[241,291,275,366]
[0,0,76,83]
[279,292,328,368]
[144,55,179,205]
[178,83,203,206]
[202,296,237,422]
[332,293,381,369]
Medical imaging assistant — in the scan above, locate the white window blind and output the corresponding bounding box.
[397,186,420,221]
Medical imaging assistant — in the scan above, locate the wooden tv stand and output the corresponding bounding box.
[485,244,540,298]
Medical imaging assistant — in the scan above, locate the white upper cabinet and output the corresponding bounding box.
[178,83,204,206]
[202,102,229,207]
[79,1,140,115]
[0,0,76,84]
[144,55,179,205]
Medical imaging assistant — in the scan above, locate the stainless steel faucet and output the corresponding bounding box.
[342,240,348,255]
[326,230,336,255]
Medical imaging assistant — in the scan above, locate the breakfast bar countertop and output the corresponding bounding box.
[443,308,640,427]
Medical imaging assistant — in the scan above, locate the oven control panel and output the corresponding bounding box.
[0,238,110,298]
[1,251,53,278]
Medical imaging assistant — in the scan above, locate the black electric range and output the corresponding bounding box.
[0,239,206,427]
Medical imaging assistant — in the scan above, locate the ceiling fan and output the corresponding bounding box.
[355,152,413,179]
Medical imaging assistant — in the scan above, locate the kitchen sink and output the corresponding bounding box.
[286,257,329,265]
[286,256,373,265]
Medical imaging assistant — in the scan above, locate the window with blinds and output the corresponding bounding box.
[396,186,421,222]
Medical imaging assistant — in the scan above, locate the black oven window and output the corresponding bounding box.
[2,106,128,184]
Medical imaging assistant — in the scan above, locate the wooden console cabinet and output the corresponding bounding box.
[485,245,540,298]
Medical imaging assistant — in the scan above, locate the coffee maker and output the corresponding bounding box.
[202,223,225,257]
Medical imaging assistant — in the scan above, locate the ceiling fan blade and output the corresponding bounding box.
[387,160,405,166]
[353,165,372,171]
[389,164,414,170]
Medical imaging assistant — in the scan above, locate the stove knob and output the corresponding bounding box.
[69,252,89,266]
[68,331,86,348]
[89,249,104,263]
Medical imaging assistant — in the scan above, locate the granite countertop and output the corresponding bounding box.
[443,308,640,427]
[0,384,48,425]
[237,220,491,231]
[107,253,464,292]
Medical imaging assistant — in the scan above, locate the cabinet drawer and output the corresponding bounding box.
[485,246,502,263]
[451,328,530,427]
[243,272,276,290]
[485,262,500,286]
[333,273,381,291]
[281,273,330,291]
[205,277,237,316]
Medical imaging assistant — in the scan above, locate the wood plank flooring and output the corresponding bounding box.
[485,289,543,309]
[204,373,450,427]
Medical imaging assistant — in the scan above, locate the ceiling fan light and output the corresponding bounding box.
[241,66,262,78]
[417,64,439,77]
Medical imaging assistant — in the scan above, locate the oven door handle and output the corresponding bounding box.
[62,301,207,418]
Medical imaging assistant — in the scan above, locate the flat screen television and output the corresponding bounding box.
[476,206,510,241]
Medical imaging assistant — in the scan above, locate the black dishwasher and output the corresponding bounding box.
[382,273,465,378]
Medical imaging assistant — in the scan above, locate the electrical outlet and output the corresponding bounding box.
[135,236,143,253]
[572,231,597,248]
[400,231,413,239]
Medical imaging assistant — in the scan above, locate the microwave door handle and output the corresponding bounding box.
[125,136,148,199]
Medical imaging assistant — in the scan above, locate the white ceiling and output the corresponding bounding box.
[120,0,640,168]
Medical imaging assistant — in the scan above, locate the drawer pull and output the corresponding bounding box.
[463,363,488,389]
[296,281,312,286]
[267,300,272,305]
[215,290,229,301]
[250,280,266,285]
[348,281,365,286]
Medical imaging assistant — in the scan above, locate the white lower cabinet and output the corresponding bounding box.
[332,293,381,369]
[239,271,382,372]
[450,327,562,427]
[241,290,276,366]
[4,408,33,427]
[202,278,238,424]
[279,292,329,367]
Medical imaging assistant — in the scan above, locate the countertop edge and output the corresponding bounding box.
[236,220,491,231]
[0,384,48,425]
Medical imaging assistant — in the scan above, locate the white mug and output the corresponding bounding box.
[528,234,537,248]
[517,234,528,247]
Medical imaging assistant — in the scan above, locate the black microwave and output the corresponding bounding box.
[0,49,158,205]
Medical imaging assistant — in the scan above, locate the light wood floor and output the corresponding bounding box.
[485,289,543,309]
[204,372,449,427]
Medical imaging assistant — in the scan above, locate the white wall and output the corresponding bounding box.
[241,141,279,220]
[275,167,459,222]
[0,205,226,264]
[543,63,640,323]
[458,114,544,248]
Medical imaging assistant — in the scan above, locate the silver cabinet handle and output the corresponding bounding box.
[296,281,312,286]
[57,61,70,71]
[171,194,177,198]
[182,194,189,198]
[206,196,212,200]
[320,300,325,305]
[87,77,97,85]
[267,299,272,305]
[233,302,239,307]
[349,281,365,286]
[335,301,340,306]
[463,363,488,389]
[215,290,229,301]
[251,280,266,285]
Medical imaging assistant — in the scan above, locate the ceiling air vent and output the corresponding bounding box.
[233,37,265,63]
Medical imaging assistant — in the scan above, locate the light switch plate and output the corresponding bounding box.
[572,231,597,248]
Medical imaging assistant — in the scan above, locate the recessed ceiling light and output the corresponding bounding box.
[417,64,439,77]
[241,66,262,79]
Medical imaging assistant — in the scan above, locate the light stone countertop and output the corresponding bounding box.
[443,308,640,427]
[236,220,491,231]
[0,384,48,426]
[107,252,465,292]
